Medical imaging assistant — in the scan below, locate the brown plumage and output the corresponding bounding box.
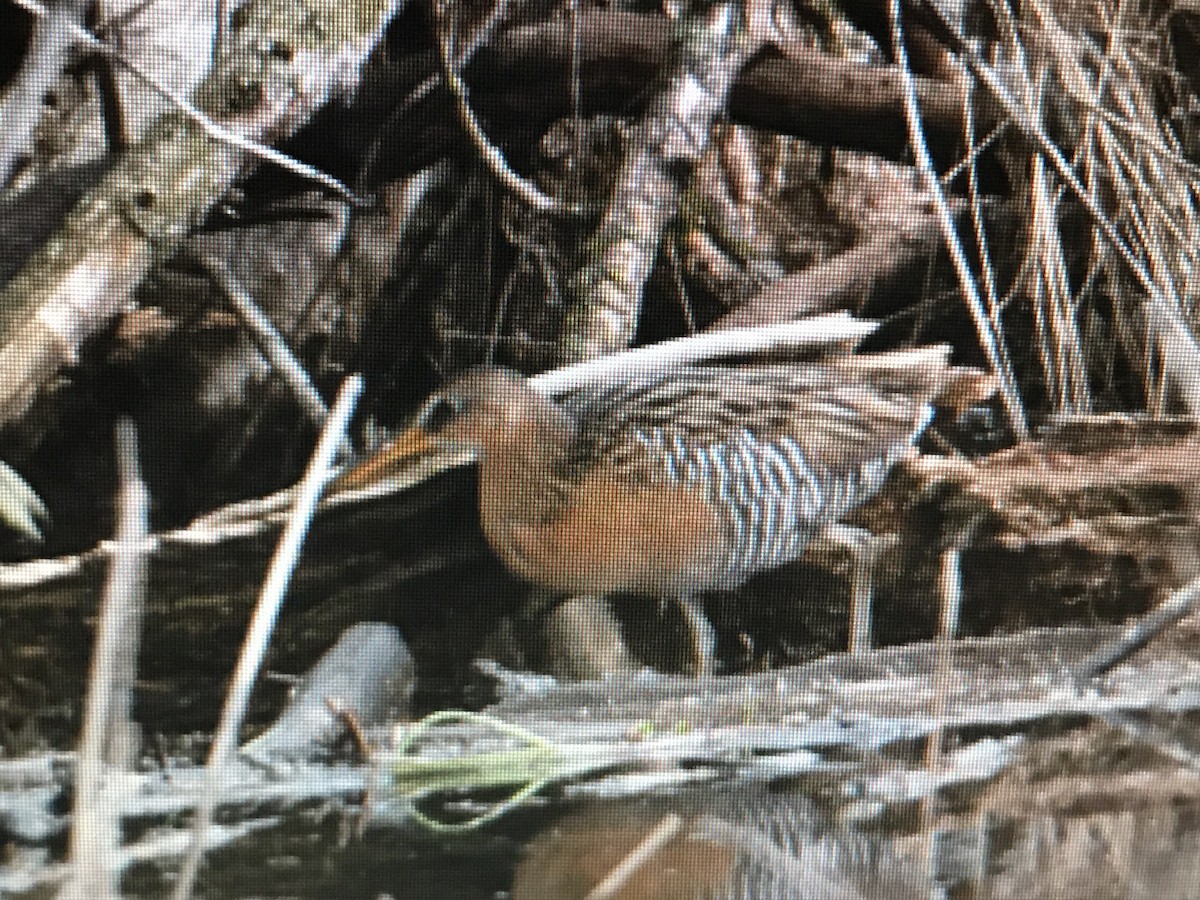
[339,345,969,671]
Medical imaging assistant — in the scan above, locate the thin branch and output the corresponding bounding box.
[203,256,330,427]
[433,0,569,214]
[60,419,150,900]
[962,89,1004,340]
[172,375,362,900]
[928,0,1200,418]
[1078,572,1200,682]
[890,0,1028,440]
[358,0,519,187]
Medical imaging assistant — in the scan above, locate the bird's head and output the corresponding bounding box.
[332,366,565,492]
[413,366,550,451]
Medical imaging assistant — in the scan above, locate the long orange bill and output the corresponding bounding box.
[329,426,438,493]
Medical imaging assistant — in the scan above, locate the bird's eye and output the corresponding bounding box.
[420,395,465,434]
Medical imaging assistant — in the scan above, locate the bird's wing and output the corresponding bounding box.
[556,348,953,579]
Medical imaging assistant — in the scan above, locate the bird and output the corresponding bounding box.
[335,342,976,674]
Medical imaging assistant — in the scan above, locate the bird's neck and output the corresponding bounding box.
[476,407,574,527]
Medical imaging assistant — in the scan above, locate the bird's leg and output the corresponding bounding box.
[813,524,895,655]
[848,529,883,656]
[676,595,717,676]
[937,546,964,641]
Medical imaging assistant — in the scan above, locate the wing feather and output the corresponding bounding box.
[556,348,953,583]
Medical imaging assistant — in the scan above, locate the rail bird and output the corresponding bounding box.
[337,342,972,673]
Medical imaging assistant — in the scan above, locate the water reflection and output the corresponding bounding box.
[512,789,929,900]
